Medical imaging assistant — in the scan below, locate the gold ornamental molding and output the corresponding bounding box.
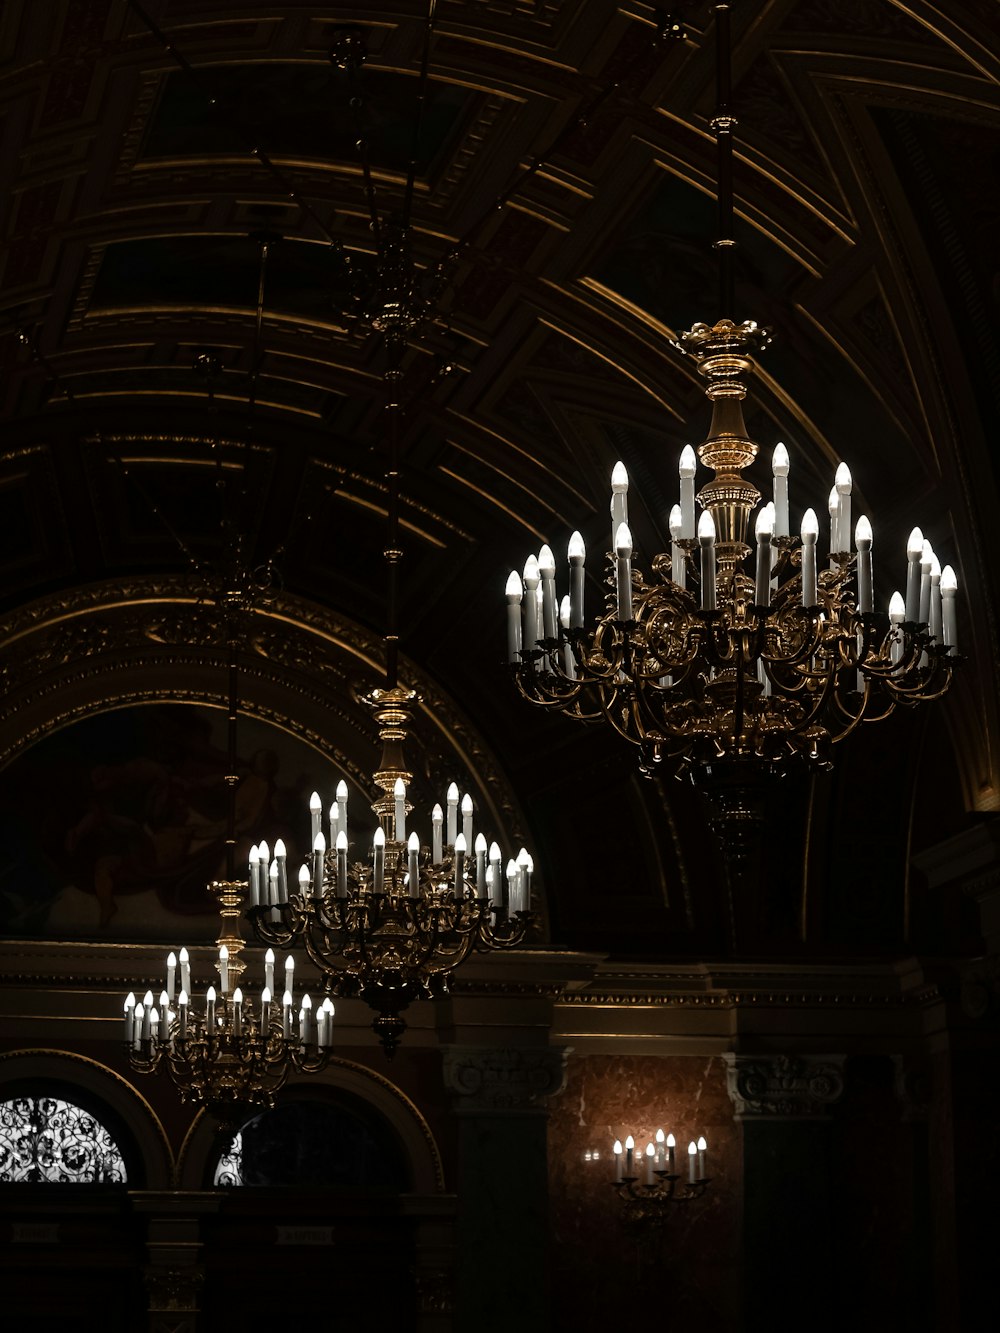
[0,576,536,911]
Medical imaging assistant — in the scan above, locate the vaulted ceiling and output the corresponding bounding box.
[1,0,997,957]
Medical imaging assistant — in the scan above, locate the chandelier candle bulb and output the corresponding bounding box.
[646,1143,656,1186]
[281,989,291,1039]
[274,839,287,903]
[941,565,958,652]
[568,531,586,627]
[835,462,852,556]
[300,994,312,1047]
[159,992,170,1041]
[489,842,503,907]
[179,947,191,997]
[265,949,275,997]
[889,592,906,666]
[772,443,790,537]
[655,1127,666,1168]
[394,778,407,843]
[800,508,819,606]
[462,792,474,848]
[516,847,532,914]
[232,988,243,1038]
[669,504,686,591]
[330,801,340,843]
[432,804,443,864]
[219,946,229,994]
[827,486,840,569]
[755,505,774,606]
[408,832,421,897]
[905,528,924,623]
[698,510,717,611]
[560,597,577,680]
[124,993,135,1042]
[679,445,697,538]
[205,986,216,1034]
[166,952,176,1003]
[446,783,459,847]
[284,955,294,1002]
[248,844,260,907]
[297,864,310,901]
[336,831,349,893]
[505,571,523,664]
[453,833,467,898]
[506,858,517,912]
[310,791,322,850]
[929,555,942,643]
[474,833,488,897]
[336,780,349,842]
[538,545,559,640]
[268,862,279,912]
[688,1141,698,1184]
[611,461,629,552]
[625,1135,635,1177]
[312,832,326,897]
[261,986,271,1032]
[919,540,934,625]
[373,827,386,893]
[615,523,634,622]
[855,516,873,612]
[178,990,188,1040]
[667,1132,676,1172]
[614,1139,623,1182]
[258,840,270,894]
[522,556,540,656]
[697,1136,708,1179]
[323,998,336,1048]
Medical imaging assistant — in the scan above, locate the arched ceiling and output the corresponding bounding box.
[0,0,997,956]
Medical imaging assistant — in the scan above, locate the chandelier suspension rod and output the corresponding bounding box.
[402,0,438,230]
[384,337,404,691]
[712,2,737,321]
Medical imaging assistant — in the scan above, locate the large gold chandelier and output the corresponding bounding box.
[507,4,957,857]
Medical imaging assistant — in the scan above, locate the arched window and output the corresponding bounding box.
[212,1095,410,1190]
[0,1094,128,1183]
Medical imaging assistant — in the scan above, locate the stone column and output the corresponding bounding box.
[443,1045,568,1333]
[724,1054,845,1333]
[130,1192,222,1333]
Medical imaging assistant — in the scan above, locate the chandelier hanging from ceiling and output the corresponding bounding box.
[506,3,958,859]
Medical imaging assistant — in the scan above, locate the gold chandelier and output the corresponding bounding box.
[124,878,330,1125]
[507,5,957,857]
[248,685,533,1057]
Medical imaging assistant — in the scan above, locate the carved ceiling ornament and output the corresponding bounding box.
[724,1053,845,1120]
[0,576,535,913]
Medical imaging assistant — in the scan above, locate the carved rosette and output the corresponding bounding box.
[724,1053,845,1120]
[442,1046,569,1114]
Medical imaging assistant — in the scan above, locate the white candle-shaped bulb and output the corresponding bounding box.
[281,988,292,1039]
[284,954,294,1001]
[205,985,216,1033]
[800,508,819,607]
[625,1134,635,1177]
[668,503,686,591]
[615,522,633,622]
[940,564,958,654]
[166,951,176,1002]
[568,530,586,628]
[336,830,348,894]
[312,830,326,897]
[218,944,229,994]
[919,538,934,625]
[232,986,243,1036]
[329,801,339,841]
[538,544,558,641]
[179,946,190,997]
[515,845,531,915]
[522,555,540,654]
[505,570,523,664]
[373,825,385,893]
[393,777,407,843]
[827,485,839,565]
[855,515,873,613]
[489,841,503,909]
[755,503,774,606]
[336,780,349,842]
[123,992,135,1041]
[889,590,906,666]
[462,792,474,848]
[679,445,697,539]
[454,832,467,898]
[264,948,275,995]
[432,804,444,864]
[273,837,287,903]
[248,842,260,906]
[309,790,322,848]
[698,509,717,611]
[645,1142,655,1185]
[688,1140,698,1183]
[613,1139,623,1182]
[446,782,459,847]
[772,442,790,537]
[929,552,942,643]
[697,1135,707,1180]
[611,460,629,552]
[474,831,488,896]
[300,992,312,1045]
[835,462,852,556]
[905,526,924,623]
[407,830,421,898]
[297,863,310,898]
[559,596,576,679]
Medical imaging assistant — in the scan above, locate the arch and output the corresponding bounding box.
[0,1050,174,1189]
[176,1057,445,1194]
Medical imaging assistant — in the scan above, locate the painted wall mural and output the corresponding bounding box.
[0,704,340,942]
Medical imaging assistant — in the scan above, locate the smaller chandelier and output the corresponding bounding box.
[124,879,331,1124]
[248,685,534,1056]
[612,1128,711,1229]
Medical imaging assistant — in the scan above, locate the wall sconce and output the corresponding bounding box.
[611,1129,711,1229]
